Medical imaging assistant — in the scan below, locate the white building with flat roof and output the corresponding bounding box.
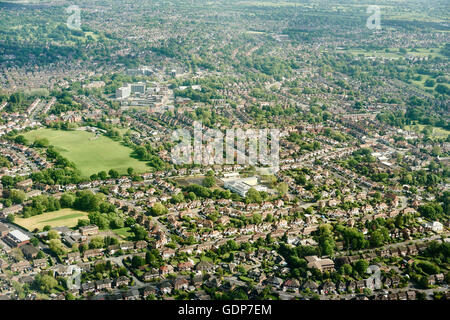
[9,230,30,242]
[222,176,265,197]
[424,221,443,233]
[4,229,30,247]
[126,66,153,76]
[224,180,251,197]
[116,85,131,99]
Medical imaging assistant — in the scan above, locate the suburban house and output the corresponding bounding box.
[305,256,335,272]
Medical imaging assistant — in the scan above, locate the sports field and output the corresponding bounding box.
[23,128,150,177]
[15,208,89,231]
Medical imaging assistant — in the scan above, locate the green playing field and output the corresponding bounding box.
[23,128,150,177]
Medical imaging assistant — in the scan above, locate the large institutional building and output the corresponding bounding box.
[116,82,147,99]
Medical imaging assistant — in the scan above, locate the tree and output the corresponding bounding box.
[73,190,101,212]
[110,218,124,229]
[424,79,435,87]
[354,259,369,276]
[47,230,60,240]
[416,261,440,275]
[246,188,262,204]
[202,176,215,188]
[33,138,50,148]
[98,171,108,180]
[125,217,136,227]
[339,264,353,275]
[34,274,58,293]
[76,219,90,228]
[88,212,109,229]
[1,175,14,187]
[132,225,147,241]
[48,239,66,256]
[66,292,76,300]
[336,225,368,250]
[435,84,449,95]
[227,240,239,251]
[187,192,197,201]
[369,229,385,247]
[60,193,75,208]
[131,255,145,268]
[127,167,134,176]
[318,224,335,256]
[14,135,28,145]
[150,203,167,216]
[170,192,185,204]
[104,236,119,247]
[418,203,443,220]
[221,190,231,199]
[264,213,273,222]
[108,169,119,179]
[185,184,211,198]
[252,213,262,224]
[418,275,429,289]
[89,237,104,249]
[9,189,26,204]
[319,237,335,256]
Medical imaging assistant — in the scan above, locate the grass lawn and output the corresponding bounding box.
[411,76,435,91]
[15,208,89,231]
[112,227,133,239]
[199,256,214,262]
[23,128,150,177]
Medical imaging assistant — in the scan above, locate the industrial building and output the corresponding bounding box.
[222,176,267,197]
[3,229,30,247]
[116,82,146,99]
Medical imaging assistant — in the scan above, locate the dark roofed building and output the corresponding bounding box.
[21,244,39,260]
[95,279,112,290]
[142,285,157,297]
[4,230,30,247]
[195,261,214,273]
[81,282,95,293]
[0,222,9,238]
[115,276,130,287]
[33,258,47,269]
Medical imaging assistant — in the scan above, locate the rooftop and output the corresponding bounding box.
[9,230,30,242]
